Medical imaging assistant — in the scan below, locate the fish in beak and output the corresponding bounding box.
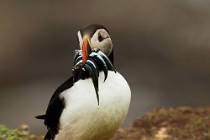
[73,35,115,105]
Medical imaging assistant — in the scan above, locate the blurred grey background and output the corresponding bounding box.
[1,0,210,135]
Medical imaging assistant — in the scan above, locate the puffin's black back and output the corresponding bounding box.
[36,77,73,140]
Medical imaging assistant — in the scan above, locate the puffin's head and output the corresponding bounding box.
[77,24,113,64]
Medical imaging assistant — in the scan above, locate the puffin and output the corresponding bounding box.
[36,24,131,140]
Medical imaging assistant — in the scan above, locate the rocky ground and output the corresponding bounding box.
[113,106,210,140]
[1,106,210,140]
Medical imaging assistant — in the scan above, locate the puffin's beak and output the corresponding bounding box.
[82,36,92,64]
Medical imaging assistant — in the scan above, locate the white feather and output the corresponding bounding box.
[56,71,131,140]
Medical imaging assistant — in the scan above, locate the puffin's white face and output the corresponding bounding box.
[77,29,113,56]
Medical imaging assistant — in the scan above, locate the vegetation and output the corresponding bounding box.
[0,124,41,140]
[1,106,210,140]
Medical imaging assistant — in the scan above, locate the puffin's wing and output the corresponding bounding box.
[36,77,74,139]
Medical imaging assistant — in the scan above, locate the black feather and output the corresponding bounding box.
[36,77,73,140]
[35,115,45,120]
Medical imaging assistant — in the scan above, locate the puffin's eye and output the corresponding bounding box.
[98,33,103,42]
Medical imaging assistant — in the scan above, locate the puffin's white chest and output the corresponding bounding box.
[56,71,131,140]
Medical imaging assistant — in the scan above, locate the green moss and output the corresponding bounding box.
[193,118,205,127]
[0,124,37,140]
